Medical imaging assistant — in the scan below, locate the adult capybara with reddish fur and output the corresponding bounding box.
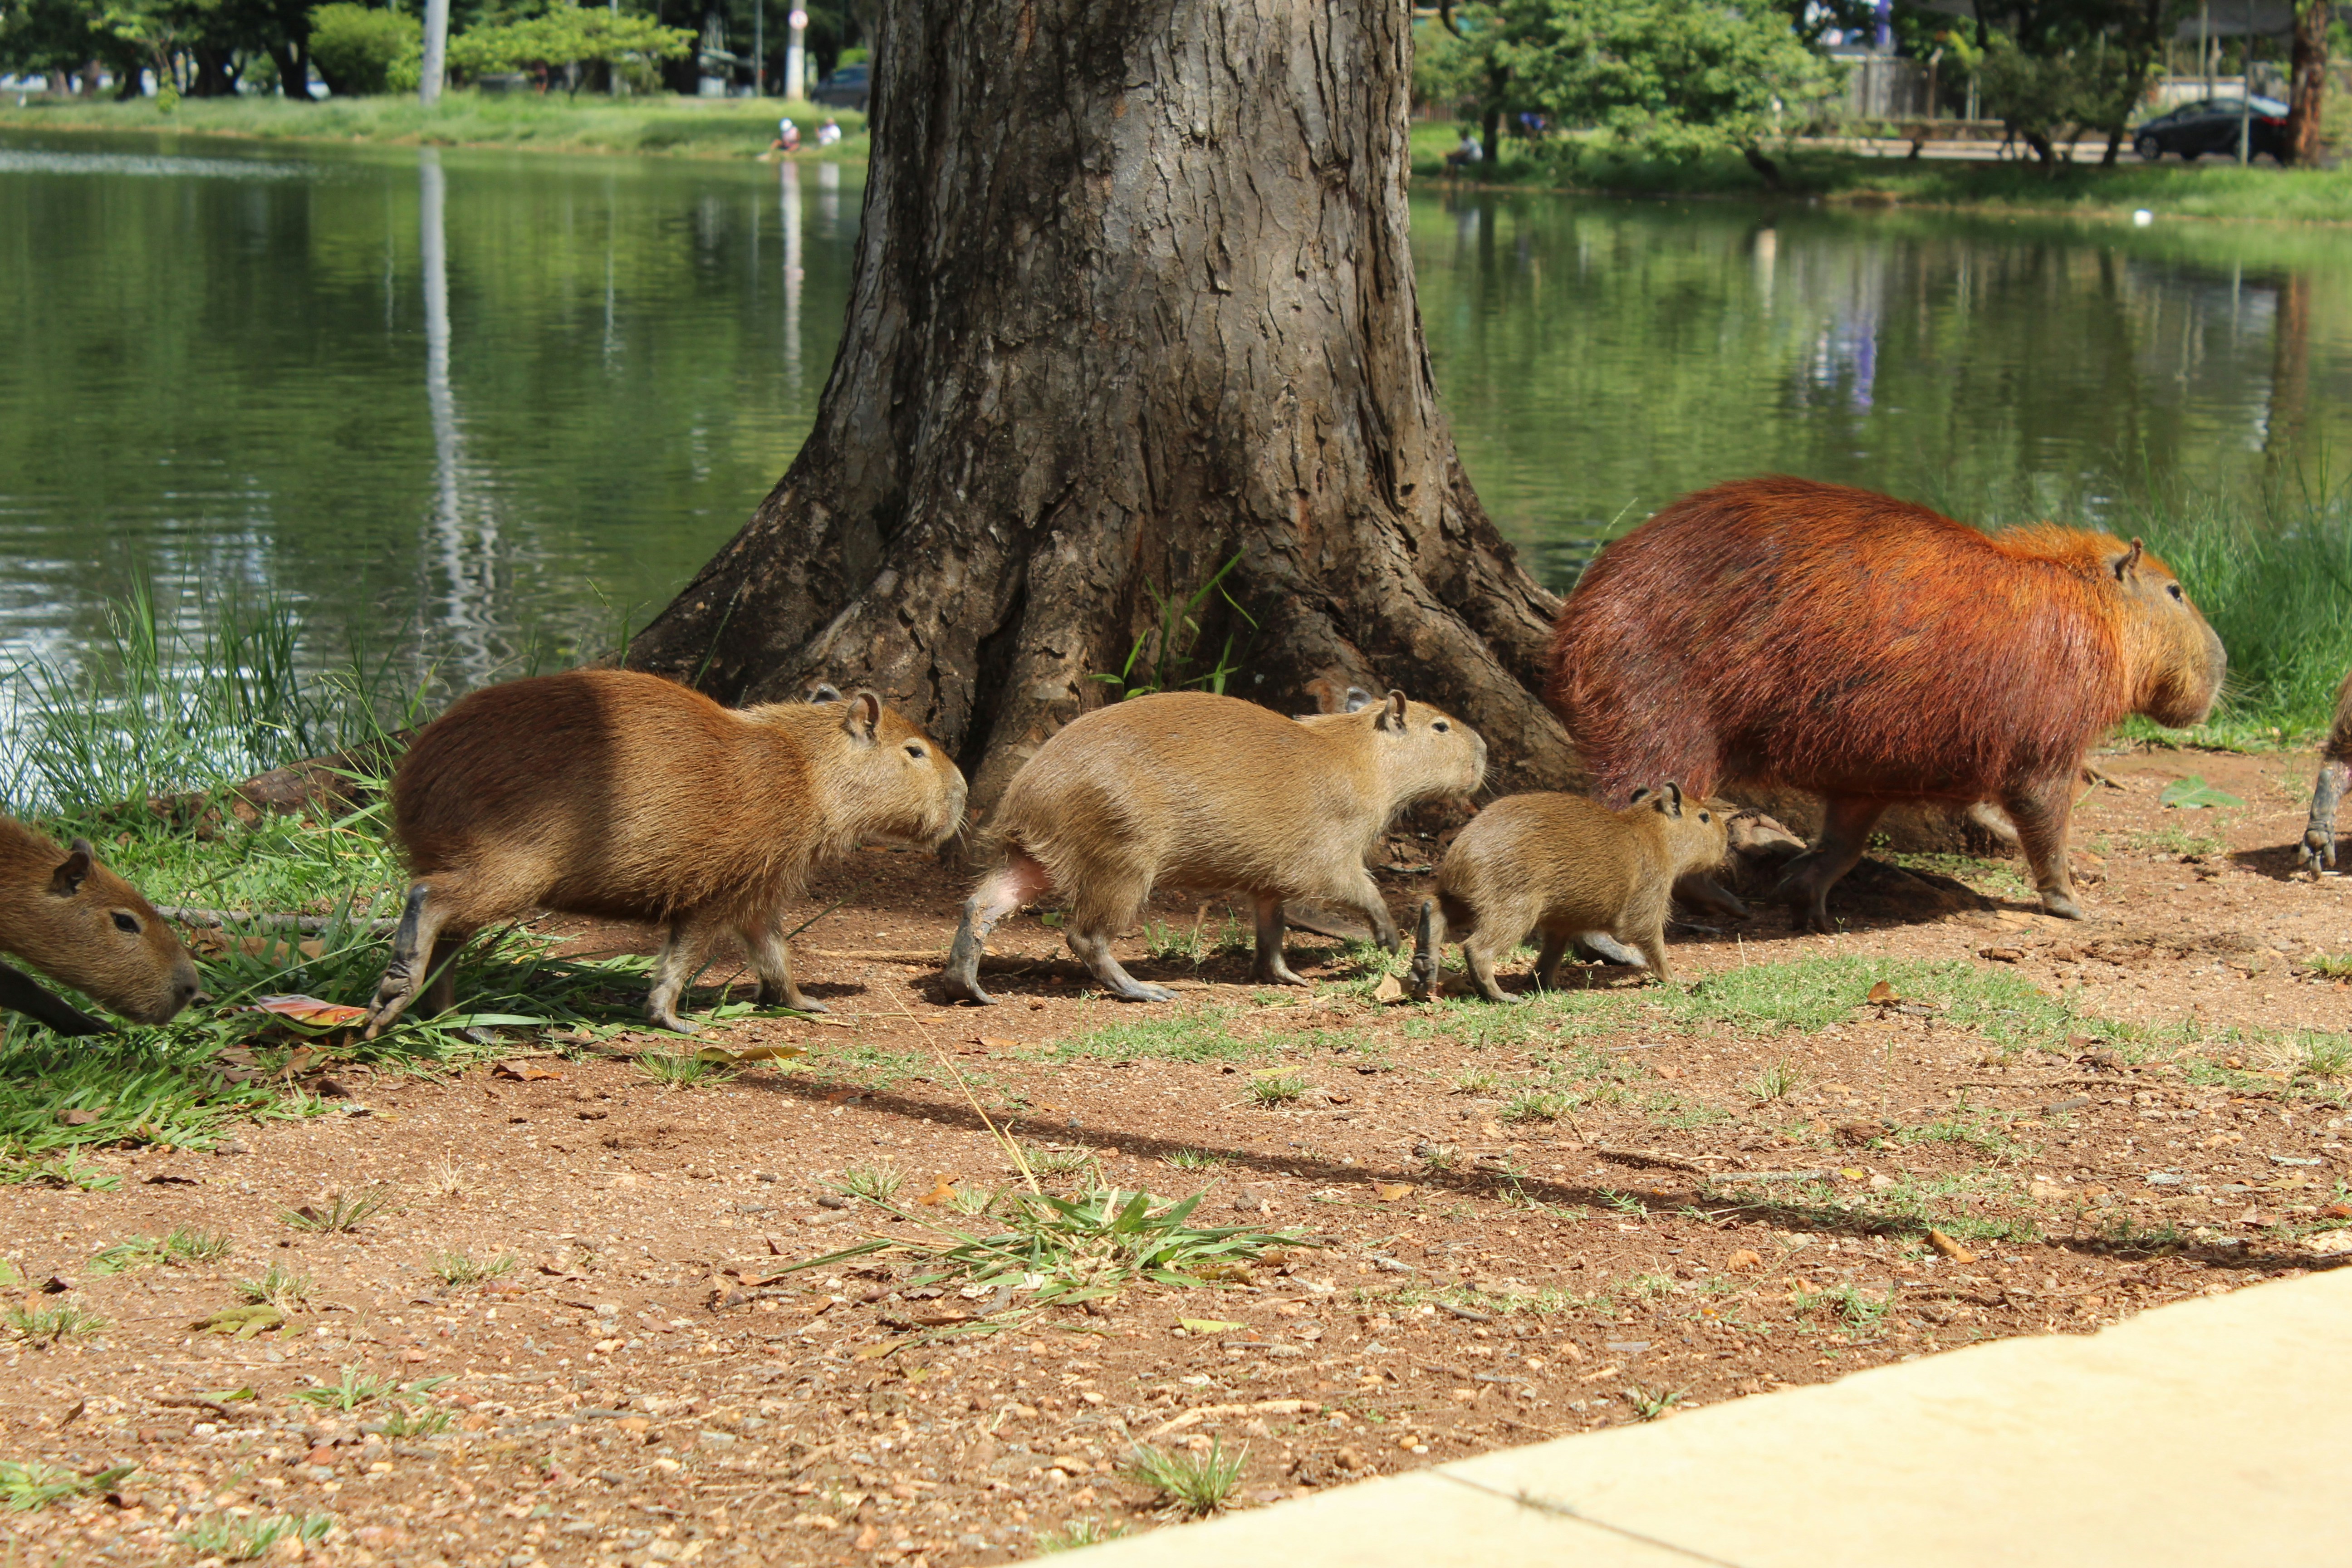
[1547,476,2226,932]
[2298,667,2352,874]
[0,815,203,1034]
[363,671,966,1036]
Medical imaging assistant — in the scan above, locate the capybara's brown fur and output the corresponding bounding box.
[364,671,966,1035]
[941,690,1486,1004]
[1410,785,1728,1001]
[2299,667,2352,874]
[0,815,201,1032]
[1546,476,2226,931]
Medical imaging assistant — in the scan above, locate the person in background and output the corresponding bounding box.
[816,118,843,146]
[771,118,801,152]
[1444,129,1482,170]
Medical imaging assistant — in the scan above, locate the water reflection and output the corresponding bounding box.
[782,161,803,396]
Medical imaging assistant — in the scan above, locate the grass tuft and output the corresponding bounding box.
[90,1227,231,1274]
[0,1459,137,1511]
[5,1305,107,1344]
[238,1264,315,1310]
[1125,1439,1248,1516]
[280,1186,396,1234]
[1247,1071,1308,1107]
[430,1250,517,1288]
[172,1510,334,1561]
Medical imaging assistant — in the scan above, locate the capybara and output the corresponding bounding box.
[0,815,202,1034]
[1409,784,1728,1001]
[1547,477,2227,933]
[941,689,1485,1004]
[363,671,967,1036]
[2298,667,2352,874]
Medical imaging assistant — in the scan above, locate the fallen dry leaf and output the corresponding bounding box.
[975,1036,1023,1050]
[1866,980,1898,1004]
[1371,973,1406,1004]
[493,1062,563,1082]
[913,1179,960,1206]
[1372,1182,1414,1202]
[1926,1229,1976,1263]
[1725,1248,1764,1272]
[250,995,370,1029]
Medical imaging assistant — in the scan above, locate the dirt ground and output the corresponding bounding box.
[4,744,2348,1567]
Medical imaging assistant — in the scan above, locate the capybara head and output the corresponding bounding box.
[2093,536,2227,730]
[0,823,202,1025]
[799,690,969,850]
[1354,689,1487,807]
[1630,782,1730,877]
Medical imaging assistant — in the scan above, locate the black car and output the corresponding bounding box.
[2132,96,2290,162]
[811,62,868,113]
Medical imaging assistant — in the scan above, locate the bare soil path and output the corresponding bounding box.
[4,746,2347,1567]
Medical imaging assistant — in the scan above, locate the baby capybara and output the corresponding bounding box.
[0,814,203,1034]
[363,671,966,1036]
[1548,477,2226,932]
[941,689,1485,1004]
[2299,667,2352,874]
[1410,784,1727,1002]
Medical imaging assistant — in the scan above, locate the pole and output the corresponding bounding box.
[754,0,764,96]
[2239,0,2252,162]
[419,0,448,105]
[2200,0,2210,96]
[785,8,806,104]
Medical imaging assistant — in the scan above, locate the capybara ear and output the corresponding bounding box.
[2112,539,2145,582]
[841,691,883,745]
[1628,786,1655,807]
[1664,781,1685,816]
[1343,687,1375,714]
[50,841,93,897]
[805,682,843,704]
[1379,690,1408,730]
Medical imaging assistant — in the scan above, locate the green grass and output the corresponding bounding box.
[174,1510,334,1561]
[430,1250,516,1288]
[1408,121,2352,223]
[0,89,868,163]
[238,1264,315,1310]
[0,1460,136,1511]
[835,1164,906,1205]
[636,1049,741,1089]
[1037,1518,1132,1552]
[1163,1148,1229,1171]
[5,1305,107,1344]
[1125,1439,1248,1517]
[89,1227,231,1274]
[1051,1009,1264,1065]
[280,1185,396,1234]
[1247,1070,1308,1107]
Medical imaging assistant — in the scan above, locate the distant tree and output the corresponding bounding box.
[1972,28,2155,169]
[2282,0,2330,162]
[0,0,108,83]
[445,8,692,93]
[307,1,419,93]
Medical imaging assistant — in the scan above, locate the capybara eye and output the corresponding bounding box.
[903,742,926,760]
[112,912,141,934]
[2167,583,2184,602]
[1432,720,1449,733]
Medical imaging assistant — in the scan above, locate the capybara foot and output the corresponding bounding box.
[2298,829,2336,876]
[1253,958,1310,987]
[942,977,998,1005]
[2039,891,2087,921]
[1574,932,1646,968]
[941,911,999,1004]
[755,983,829,1014]
[1110,978,1176,1003]
[648,1005,701,1034]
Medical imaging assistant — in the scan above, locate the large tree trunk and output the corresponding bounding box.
[2283,0,2330,164]
[626,0,1578,818]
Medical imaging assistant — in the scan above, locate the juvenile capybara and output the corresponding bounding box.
[941,689,1485,1004]
[363,671,967,1036]
[2298,667,2352,874]
[1547,477,2227,932]
[1409,784,1728,1001]
[0,815,203,1034]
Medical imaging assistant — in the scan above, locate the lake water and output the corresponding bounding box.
[4,129,2348,701]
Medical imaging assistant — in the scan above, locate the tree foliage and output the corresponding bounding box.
[305,0,416,94]
[443,9,692,93]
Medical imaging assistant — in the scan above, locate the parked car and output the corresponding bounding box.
[2132,97,2290,162]
[811,63,868,113]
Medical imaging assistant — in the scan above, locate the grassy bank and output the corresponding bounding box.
[1408,122,2352,223]
[0,90,867,161]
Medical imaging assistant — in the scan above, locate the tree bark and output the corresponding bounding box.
[626,0,1578,817]
[2283,0,2330,164]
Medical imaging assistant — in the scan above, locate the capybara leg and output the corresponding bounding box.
[2301,758,2349,876]
[942,854,1053,1006]
[1572,932,1645,967]
[1630,923,1676,986]
[1066,928,1174,1004]
[1340,870,1401,953]
[1531,930,1572,990]
[645,912,723,1034]
[2004,780,2084,921]
[1462,939,1517,1004]
[741,921,826,1014]
[1676,872,1748,921]
[419,934,464,1019]
[363,882,450,1040]
[1252,896,1309,987]
[1774,797,1889,935]
[1408,900,1447,998]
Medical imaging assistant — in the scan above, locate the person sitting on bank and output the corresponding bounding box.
[816,118,843,146]
[770,118,801,152]
[1445,131,1482,170]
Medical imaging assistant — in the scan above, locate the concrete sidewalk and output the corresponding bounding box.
[1047,1267,2350,1567]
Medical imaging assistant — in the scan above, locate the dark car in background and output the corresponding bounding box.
[2132,97,2291,162]
[811,63,868,112]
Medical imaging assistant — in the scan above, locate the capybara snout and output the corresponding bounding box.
[0,816,203,1030]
